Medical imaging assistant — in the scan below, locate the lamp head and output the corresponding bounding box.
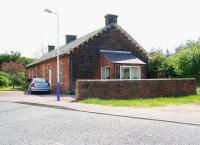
[44,8,53,13]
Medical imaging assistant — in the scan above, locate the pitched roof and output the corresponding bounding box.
[101,50,146,64]
[26,23,148,68]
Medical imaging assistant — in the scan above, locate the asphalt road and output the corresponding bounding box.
[0,101,200,145]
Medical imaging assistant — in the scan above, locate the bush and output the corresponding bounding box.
[174,40,200,76]
[0,71,10,87]
[149,40,200,80]
[148,49,176,78]
[0,78,8,86]
[17,73,27,87]
[8,72,26,89]
[0,51,35,67]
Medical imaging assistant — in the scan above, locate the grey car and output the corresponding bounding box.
[28,78,50,94]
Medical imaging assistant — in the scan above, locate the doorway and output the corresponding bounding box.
[48,69,52,85]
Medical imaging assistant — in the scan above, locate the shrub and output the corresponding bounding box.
[0,78,8,86]
[148,49,176,78]
[0,71,10,87]
[174,40,200,76]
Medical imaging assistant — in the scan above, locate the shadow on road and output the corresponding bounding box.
[24,91,50,95]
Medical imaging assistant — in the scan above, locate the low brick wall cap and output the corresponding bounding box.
[77,78,196,82]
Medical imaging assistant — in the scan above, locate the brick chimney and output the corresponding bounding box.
[65,35,77,44]
[48,45,55,52]
[104,14,118,26]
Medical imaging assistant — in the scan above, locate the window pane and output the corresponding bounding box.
[59,64,63,83]
[131,67,140,79]
[121,67,130,79]
[60,64,63,72]
[34,78,47,83]
[101,67,110,79]
[106,67,110,79]
[59,73,63,83]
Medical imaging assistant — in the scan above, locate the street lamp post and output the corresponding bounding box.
[44,8,60,101]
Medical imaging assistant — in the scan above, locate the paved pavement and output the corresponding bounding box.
[1,101,200,145]
[1,91,200,125]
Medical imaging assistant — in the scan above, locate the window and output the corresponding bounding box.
[120,66,141,79]
[34,78,47,83]
[59,63,63,84]
[48,69,52,85]
[101,67,110,79]
[120,67,130,79]
[48,66,52,85]
[34,67,37,78]
[32,69,34,78]
[131,67,141,79]
[28,70,31,78]
[42,66,45,78]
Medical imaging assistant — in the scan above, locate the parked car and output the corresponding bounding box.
[28,78,50,94]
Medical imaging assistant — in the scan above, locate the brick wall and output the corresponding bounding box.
[72,27,148,89]
[26,55,70,93]
[99,54,146,79]
[76,78,196,100]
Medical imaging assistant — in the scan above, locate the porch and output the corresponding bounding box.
[100,49,146,80]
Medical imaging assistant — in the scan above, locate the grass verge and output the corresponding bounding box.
[0,86,24,91]
[81,88,200,107]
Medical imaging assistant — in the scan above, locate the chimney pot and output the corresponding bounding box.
[104,14,118,26]
[65,35,77,44]
[48,45,55,52]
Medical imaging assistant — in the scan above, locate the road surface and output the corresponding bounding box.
[0,101,200,145]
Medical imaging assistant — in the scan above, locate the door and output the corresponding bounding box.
[48,69,52,86]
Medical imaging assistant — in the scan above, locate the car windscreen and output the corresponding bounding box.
[34,78,47,83]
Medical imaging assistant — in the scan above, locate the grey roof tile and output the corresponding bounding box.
[101,51,146,64]
[26,23,148,67]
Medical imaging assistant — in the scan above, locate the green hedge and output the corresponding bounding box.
[0,71,10,87]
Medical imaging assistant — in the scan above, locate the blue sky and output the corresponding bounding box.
[0,0,199,58]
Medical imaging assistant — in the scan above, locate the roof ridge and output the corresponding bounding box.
[26,23,148,68]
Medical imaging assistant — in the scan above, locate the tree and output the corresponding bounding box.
[10,51,21,61]
[148,49,176,78]
[1,62,24,89]
[0,54,12,64]
[174,40,200,76]
[0,51,35,67]
[0,51,21,65]
[18,56,35,66]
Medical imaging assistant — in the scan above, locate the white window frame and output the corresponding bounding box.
[120,66,141,79]
[48,65,52,86]
[48,69,52,86]
[101,66,110,79]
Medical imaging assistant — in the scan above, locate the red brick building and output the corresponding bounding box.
[25,14,149,93]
